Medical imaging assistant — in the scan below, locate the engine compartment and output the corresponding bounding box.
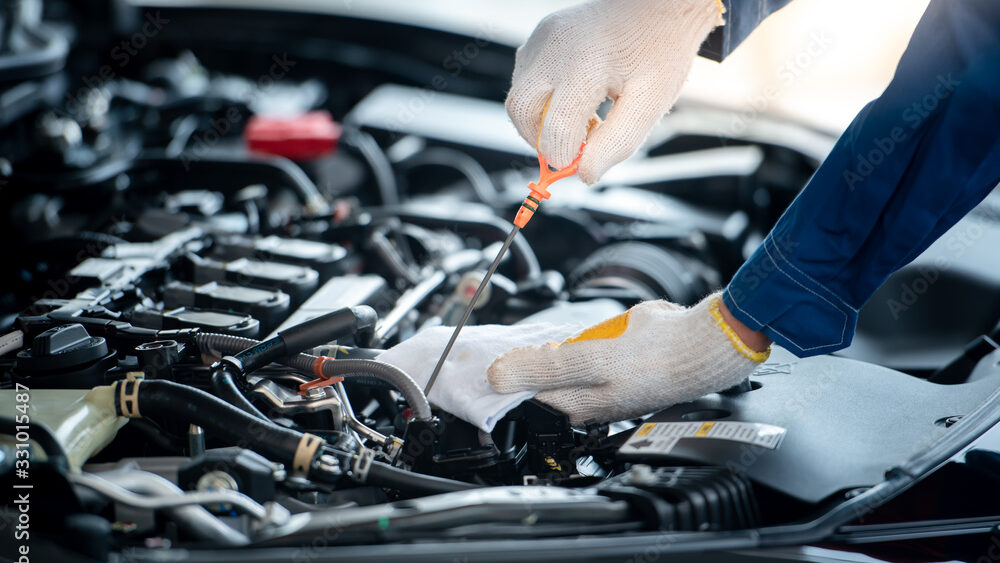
[3,4,1000,560]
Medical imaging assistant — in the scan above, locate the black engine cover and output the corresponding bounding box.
[617,347,1000,503]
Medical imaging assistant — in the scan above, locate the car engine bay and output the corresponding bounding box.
[2,3,1000,561]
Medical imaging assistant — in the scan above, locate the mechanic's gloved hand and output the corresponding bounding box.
[505,0,724,184]
[488,293,769,426]
[377,322,585,432]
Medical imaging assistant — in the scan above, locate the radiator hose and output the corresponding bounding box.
[114,378,336,482]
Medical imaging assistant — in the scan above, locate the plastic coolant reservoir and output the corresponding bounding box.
[0,386,126,470]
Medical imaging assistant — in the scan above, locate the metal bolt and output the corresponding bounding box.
[252,502,291,531]
[316,454,341,475]
[196,470,239,493]
[196,471,239,513]
[626,464,654,486]
[305,387,327,400]
[188,425,205,457]
[38,113,83,152]
[272,463,287,482]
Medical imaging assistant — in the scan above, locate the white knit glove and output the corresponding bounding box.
[488,293,769,426]
[376,322,585,432]
[506,0,724,184]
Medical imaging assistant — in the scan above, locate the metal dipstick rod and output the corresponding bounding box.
[422,121,589,397]
[424,225,520,395]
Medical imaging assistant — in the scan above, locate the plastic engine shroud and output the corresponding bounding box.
[619,347,1000,503]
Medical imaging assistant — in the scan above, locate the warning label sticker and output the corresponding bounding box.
[619,421,786,455]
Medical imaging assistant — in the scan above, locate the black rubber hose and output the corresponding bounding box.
[195,333,431,420]
[116,380,475,494]
[342,127,398,206]
[137,152,330,215]
[117,379,329,481]
[366,460,478,496]
[342,375,395,390]
[0,416,70,473]
[365,209,542,281]
[197,333,260,362]
[231,306,378,373]
[207,306,379,416]
[211,368,267,419]
[398,147,499,205]
[278,306,378,358]
[230,337,287,376]
[126,418,185,454]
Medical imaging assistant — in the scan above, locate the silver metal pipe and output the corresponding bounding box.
[70,472,267,519]
[336,382,392,447]
[373,270,447,345]
[95,469,250,546]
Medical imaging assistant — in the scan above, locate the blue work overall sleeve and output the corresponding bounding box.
[717,0,1000,356]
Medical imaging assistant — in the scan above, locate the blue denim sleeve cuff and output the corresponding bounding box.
[722,235,859,357]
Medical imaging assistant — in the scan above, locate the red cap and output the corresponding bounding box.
[245,110,342,160]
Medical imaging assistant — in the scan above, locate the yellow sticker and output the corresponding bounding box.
[695,422,716,437]
[635,423,656,437]
[620,421,787,455]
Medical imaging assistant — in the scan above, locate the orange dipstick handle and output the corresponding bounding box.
[513,140,586,229]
